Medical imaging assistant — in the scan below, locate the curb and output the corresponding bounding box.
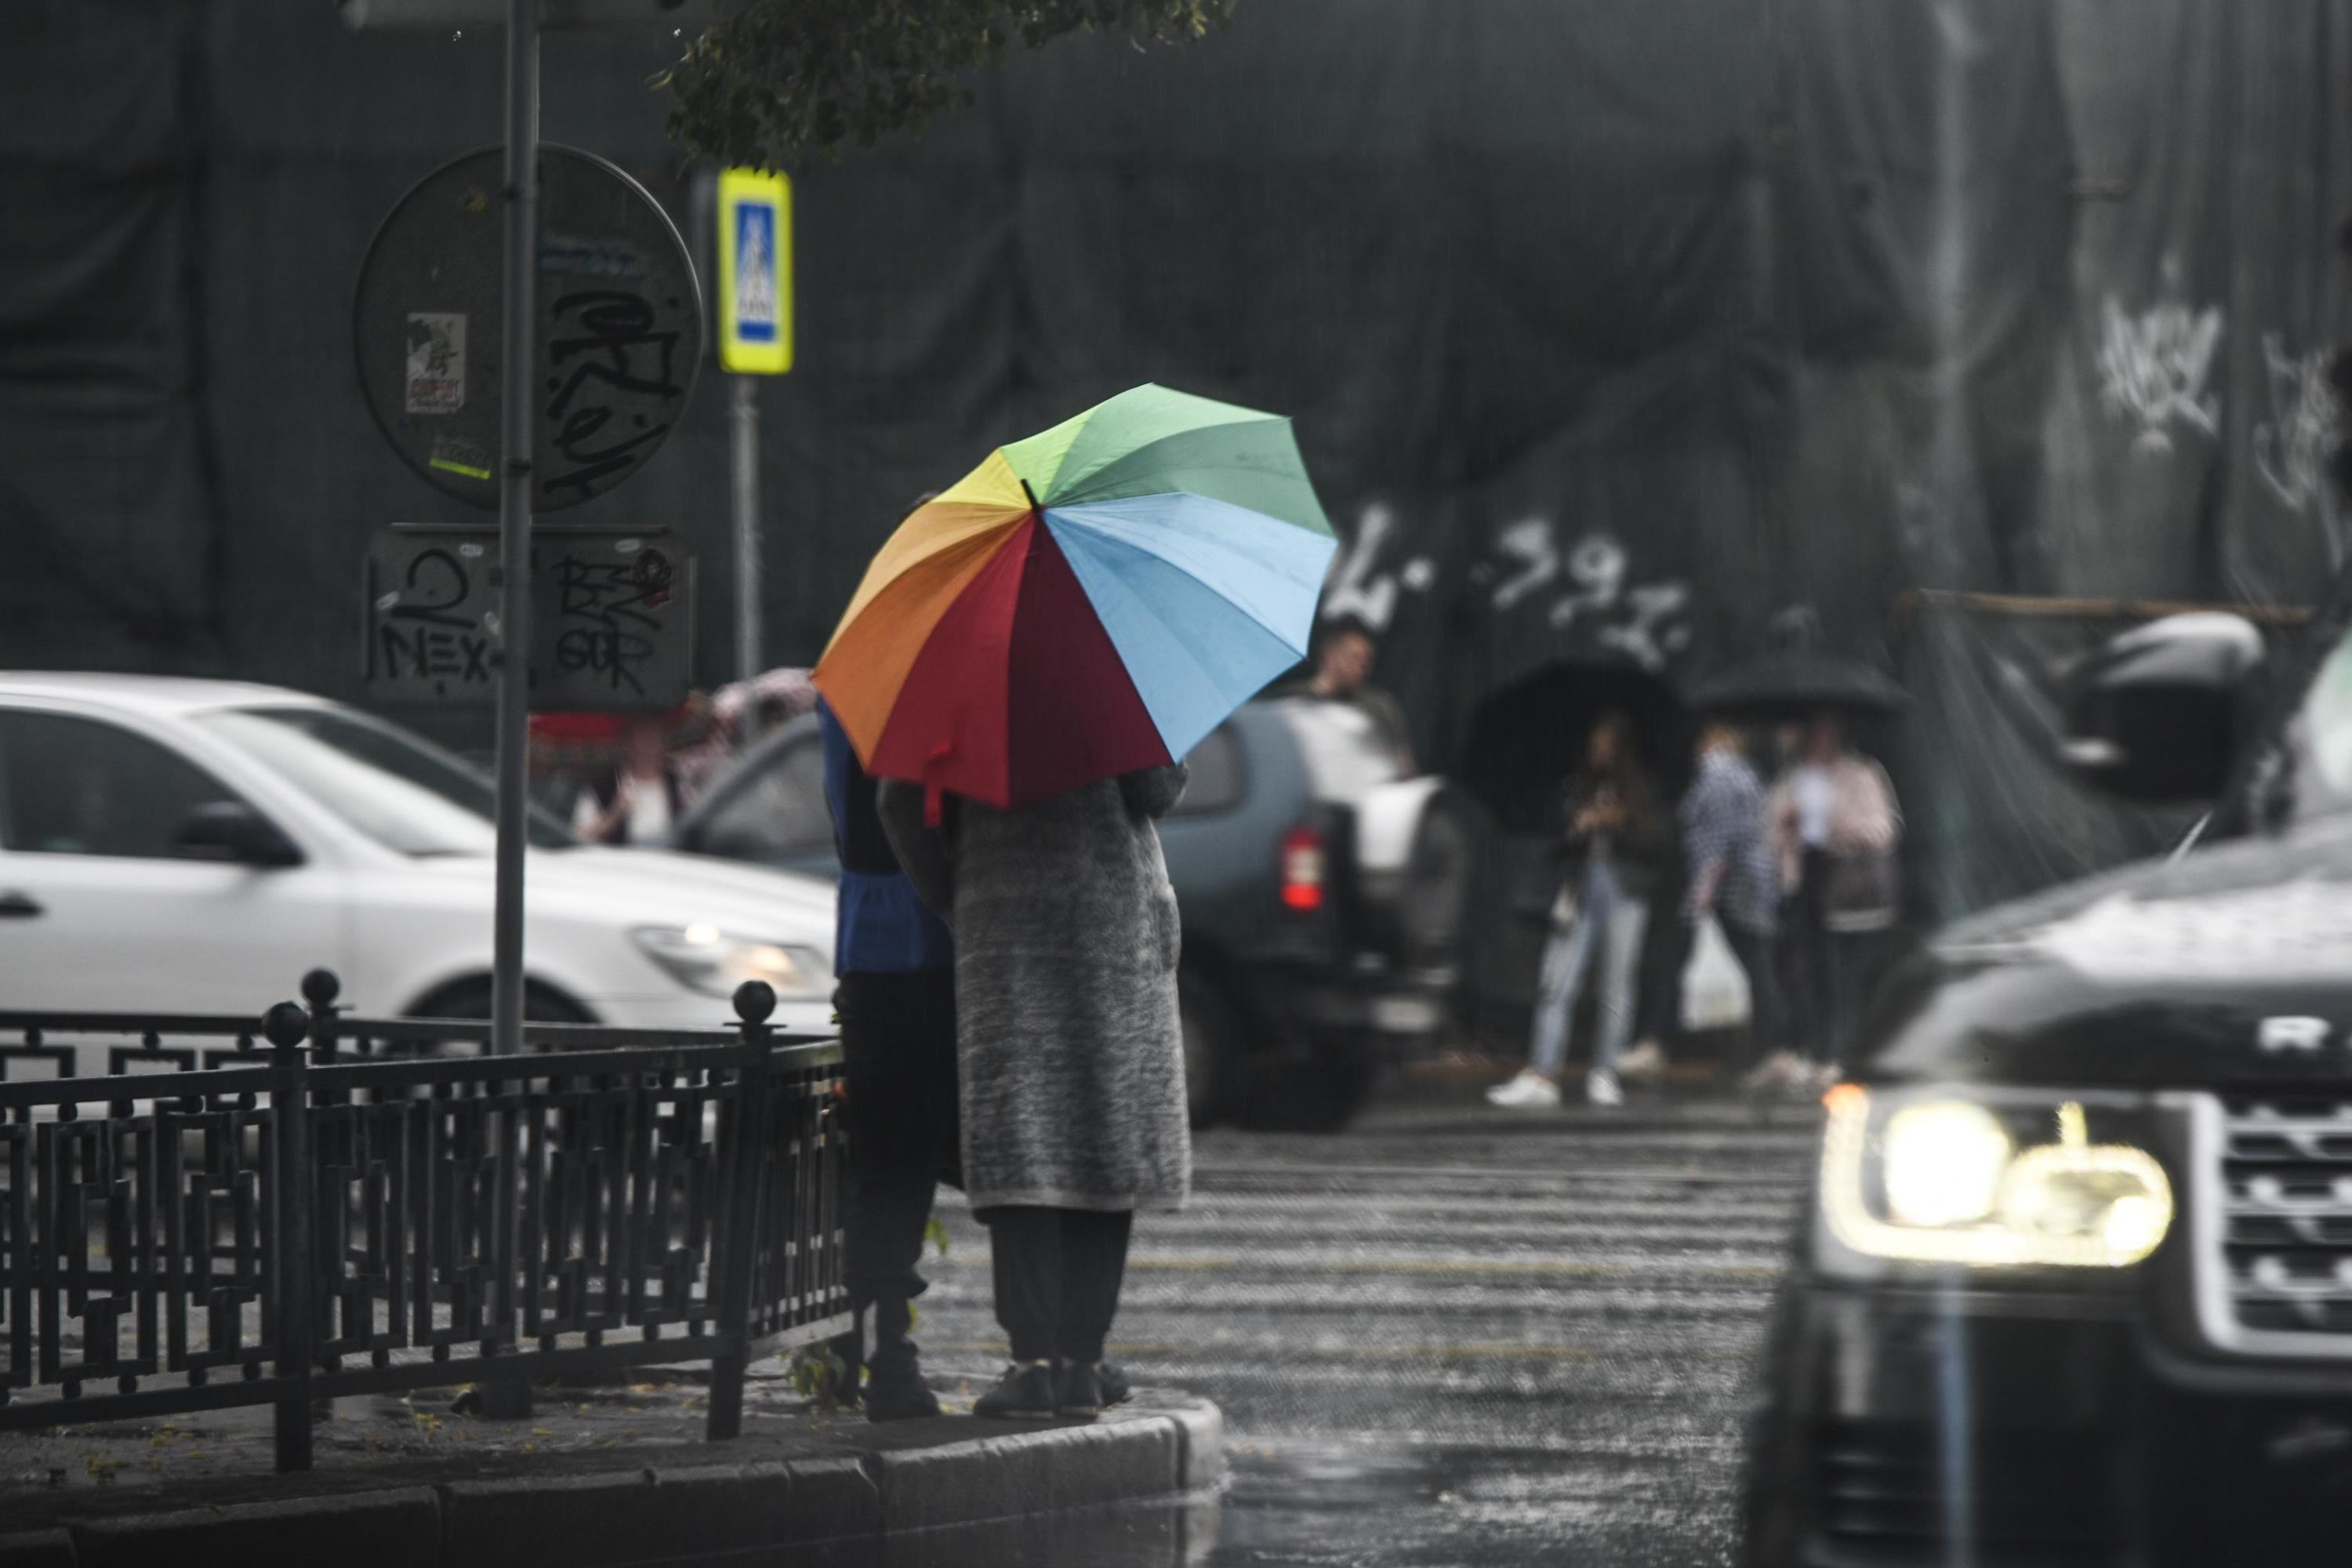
[0,1399,1224,1568]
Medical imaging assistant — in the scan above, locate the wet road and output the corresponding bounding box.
[919,1094,1820,1567]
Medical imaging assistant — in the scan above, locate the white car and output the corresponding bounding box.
[0,674,837,1065]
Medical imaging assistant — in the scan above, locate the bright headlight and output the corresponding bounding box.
[1822,1086,2172,1269]
[632,926,829,999]
[1883,1101,2013,1228]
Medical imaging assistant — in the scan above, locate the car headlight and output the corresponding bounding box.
[632,925,830,999]
[1820,1084,2172,1269]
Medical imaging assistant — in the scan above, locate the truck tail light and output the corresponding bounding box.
[1280,825,1325,911]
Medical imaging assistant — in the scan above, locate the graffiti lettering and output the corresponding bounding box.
[543,290,683,503]
[1490,518,1558,611]
[546,550,669,697]
[2252,331,2346,567]
[2096,294,2222,453]
[1491,519,1691,673]
[376,622,495,688]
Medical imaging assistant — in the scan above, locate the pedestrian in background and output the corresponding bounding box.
[1298,615,1416,775]
[1764,712,1900,1085]
[1489,712,1670,1109]
[570,713,684,845]
[880,762,1193,1421]
[1679,723,1783,1086]
[818,697,960,1421]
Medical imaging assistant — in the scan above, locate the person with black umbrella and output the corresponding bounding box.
[1686,646,1908,1092]
[1762,712,1901,1087]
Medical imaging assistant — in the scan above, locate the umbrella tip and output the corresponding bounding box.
[1021,478,1040,512]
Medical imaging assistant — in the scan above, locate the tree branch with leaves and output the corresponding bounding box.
[664,0,1237,169]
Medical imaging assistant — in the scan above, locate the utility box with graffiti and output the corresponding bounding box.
[365,524,694,712]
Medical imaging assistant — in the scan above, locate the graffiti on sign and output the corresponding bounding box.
[365,528,693,710]
[543,291,686,503]
[353,145,703,513]
[545,539,676,698]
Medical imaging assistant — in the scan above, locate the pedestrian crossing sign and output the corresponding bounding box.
[717,168,791,374]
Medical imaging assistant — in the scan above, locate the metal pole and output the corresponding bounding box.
[731,373,760,683]
[492,0,539,1058]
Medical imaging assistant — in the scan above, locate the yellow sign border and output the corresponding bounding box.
[717,168,792,375]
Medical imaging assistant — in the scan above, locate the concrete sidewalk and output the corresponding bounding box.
[0,1357,1223,1567]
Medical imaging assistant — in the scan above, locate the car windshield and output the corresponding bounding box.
[199,706,575,856]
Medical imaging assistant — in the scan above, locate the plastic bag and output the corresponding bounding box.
[1679,916,1752,1033]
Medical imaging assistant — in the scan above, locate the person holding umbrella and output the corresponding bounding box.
[1762,712,1900,1086]
[1684,647,1908,1091]
[1488,712,1671,1109]
[816,385,1338,1420]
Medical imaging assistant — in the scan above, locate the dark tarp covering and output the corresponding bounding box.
[5,0,2351,921]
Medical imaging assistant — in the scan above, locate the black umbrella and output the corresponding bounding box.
[1457,659,1691,834]
[1686,648,1911,720]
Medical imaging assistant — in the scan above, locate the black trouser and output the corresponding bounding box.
[981,1207,1133,1366]
[1783,850,1877,1071]
[1717,917,1783,1075]
[836,969,960,1373]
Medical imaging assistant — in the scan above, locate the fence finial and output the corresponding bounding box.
[301,969,342,1010]
[732,981,776,1025]
[262,1001,310,1049]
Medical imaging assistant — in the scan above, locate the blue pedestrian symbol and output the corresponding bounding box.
[733,204,779,345]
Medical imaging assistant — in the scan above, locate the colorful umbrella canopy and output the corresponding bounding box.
[814,384,1337,812]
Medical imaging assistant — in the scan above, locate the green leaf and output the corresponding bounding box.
[662,0,1240,168]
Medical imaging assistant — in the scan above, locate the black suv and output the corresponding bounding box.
[1740,608,2352,1565]
[668,696,1477,1130]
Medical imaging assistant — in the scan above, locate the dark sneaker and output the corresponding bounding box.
[1055,1359,1103,1418]
[864,1362,942,1423]
[972,1363,1058,1420]
[1095,1362,1133,1408]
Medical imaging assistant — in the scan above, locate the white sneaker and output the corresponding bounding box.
[1740,1050,1806,1094]
[1486,1069,1562,1109]
[1617,1041,1668,1082]
[1585,1069,1624,1107]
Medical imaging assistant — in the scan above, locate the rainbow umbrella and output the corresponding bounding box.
[813,384,1336,815]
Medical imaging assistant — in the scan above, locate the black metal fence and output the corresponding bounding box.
[0,971,848,1471]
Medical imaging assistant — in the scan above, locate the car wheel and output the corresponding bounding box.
[397,977,595,1053]
[1178,967,1236,1129]
[1232,1036,1375,1134]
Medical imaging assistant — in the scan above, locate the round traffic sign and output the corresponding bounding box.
[354,144,703,512]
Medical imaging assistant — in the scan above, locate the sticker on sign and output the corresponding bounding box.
[404,313,466,414]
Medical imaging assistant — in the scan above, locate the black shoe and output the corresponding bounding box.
[973,1363,1058,1420]
[1055,1360,1103,1418]
[1095,1362,1132,1408]
[864,1360,942,1423]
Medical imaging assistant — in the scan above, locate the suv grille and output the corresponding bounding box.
[2198,1096,2352,1350]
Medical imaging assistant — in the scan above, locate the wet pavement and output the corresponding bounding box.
[916,1085,1821,1567]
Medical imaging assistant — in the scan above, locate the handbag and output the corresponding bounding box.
[1824,849,1900,933]
[1679,915,1753,1033]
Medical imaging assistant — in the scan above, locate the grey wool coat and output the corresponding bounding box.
[877,768,1192,1214]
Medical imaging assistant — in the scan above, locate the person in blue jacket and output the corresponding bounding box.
[819,697,960,1421]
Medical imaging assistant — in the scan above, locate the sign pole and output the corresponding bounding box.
[492,0,539,1060]
[731,373,760,682]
